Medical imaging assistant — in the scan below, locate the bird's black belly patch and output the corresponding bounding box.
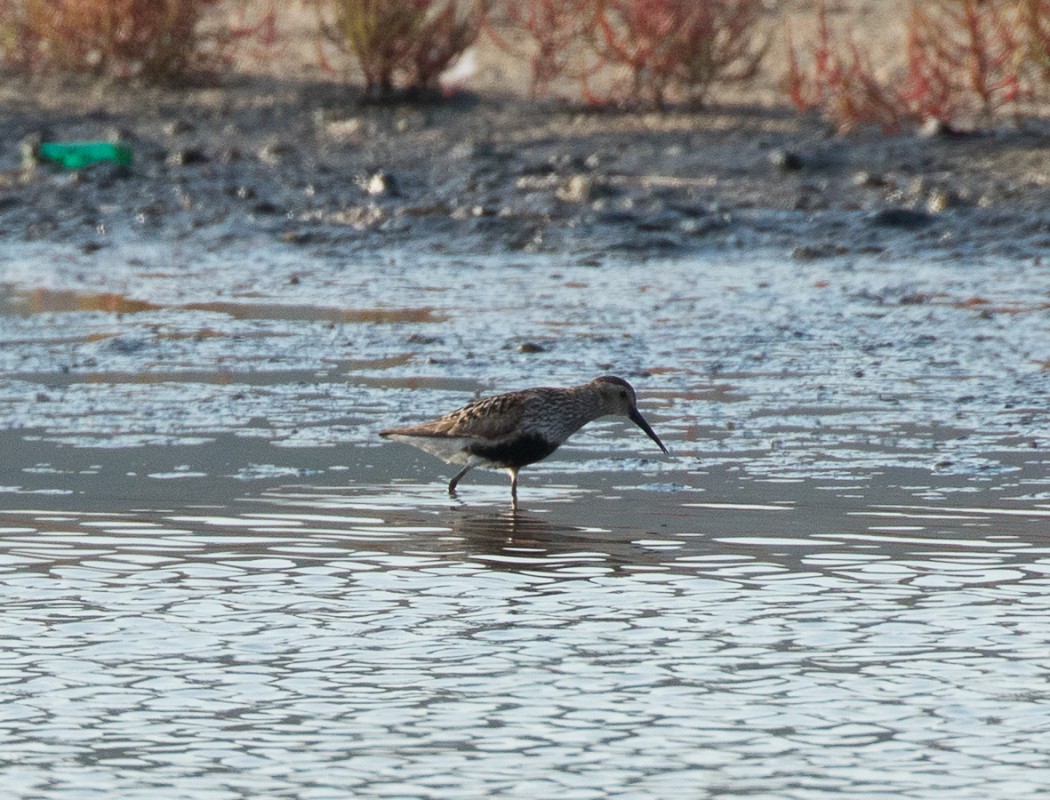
[469,434,559,469]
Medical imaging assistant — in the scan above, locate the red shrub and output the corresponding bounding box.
[787,0,1041,131]
[409,1,486,91]
[785,1,902,132]
[590,0,766,107]
[313,0,486,99]
[499,0,598,97]
[488,0,764,106]
[904,0,1023,122]
[1013,0,1050,89]
[0,0,271,81]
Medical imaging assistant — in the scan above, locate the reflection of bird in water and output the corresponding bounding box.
[380,376,668,508]
[448,507,605,570]
[453,507,555,541]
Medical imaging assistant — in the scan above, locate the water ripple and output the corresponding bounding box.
[0,480,1048,797]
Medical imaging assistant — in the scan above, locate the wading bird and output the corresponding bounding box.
[380,375,668,507]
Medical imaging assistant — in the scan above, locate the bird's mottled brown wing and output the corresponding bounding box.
[381,390,528,441]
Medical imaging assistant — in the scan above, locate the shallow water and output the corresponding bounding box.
[1,243,1049,798]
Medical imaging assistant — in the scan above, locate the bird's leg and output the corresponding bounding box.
[508,468,519,510]
[448,464,473,495]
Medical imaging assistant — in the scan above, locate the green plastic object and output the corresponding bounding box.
[36,141,132,169]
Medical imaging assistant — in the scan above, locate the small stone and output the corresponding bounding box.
[927,190,962,213]
[517,342,546,353]
[361,171,400,197]
[919,118,969,139]
[165,147,208,167]
[769,149,803,172]
[163,119,194,136]
[556,174,593,203]
[853,171,887,188]
[324,117,362,140]
[19,133,43,168]
[258,142,294,166]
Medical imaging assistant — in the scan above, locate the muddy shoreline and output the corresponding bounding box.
[2,73,1050,264]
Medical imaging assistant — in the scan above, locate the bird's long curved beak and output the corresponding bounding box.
[629,408,668,455]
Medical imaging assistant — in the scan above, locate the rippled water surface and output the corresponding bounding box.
[1,243,1049,798]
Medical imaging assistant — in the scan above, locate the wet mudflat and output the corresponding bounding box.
[1,243,1049,798]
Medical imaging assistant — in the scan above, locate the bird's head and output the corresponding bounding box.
[590,375,668,454]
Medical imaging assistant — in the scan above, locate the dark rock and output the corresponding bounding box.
[105,337,148,354]
[506,226,543,251]
[899,292,932,305]
[870,207,934,229]
[518,160,559,177]
[791,243,848,260]
[407,333,441,345]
